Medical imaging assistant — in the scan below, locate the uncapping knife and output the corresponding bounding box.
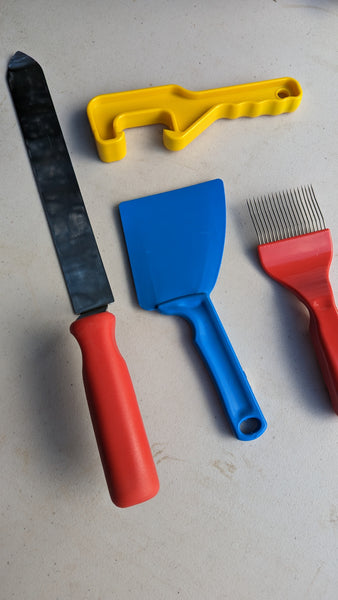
[7,51,159,508]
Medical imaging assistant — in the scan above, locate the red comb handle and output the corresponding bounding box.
[70,311,159,507]
[258,229,338,414]
[308,305,338,413]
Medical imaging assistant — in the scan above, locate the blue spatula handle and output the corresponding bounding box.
[158,293,267,440]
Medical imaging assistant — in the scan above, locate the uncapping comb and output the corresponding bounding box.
[247,186,338,414]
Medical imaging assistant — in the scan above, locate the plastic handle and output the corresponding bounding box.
[70,311,159,507]
[158,294,267,441]
[309,303,338,414]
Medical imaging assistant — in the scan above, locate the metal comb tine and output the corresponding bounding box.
[307,185,326,231]
[296,187,308,233]
[300,186,315,232]
[272,193,289,241]
[266,194,279,242]
[259,199,270,244]
[284,189,302,236]
[303,186,317,231]
[248,198,266,245]
[257,196,272,243]
[301,186,316,232]
[247,198,263,244]
[271,192,288,240]
[264,196,276,242]
[262,195,276,243]
[289,188,307,235]
[280,191,294,238]
[311,185,325,230]
[265,194,280,243]
[248,196,272,244]
[279,190,294,238]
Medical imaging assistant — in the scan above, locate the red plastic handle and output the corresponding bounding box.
[70,311,159,507]
[308,297,338,414]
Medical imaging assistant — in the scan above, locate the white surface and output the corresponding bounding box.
[1,1,338,598]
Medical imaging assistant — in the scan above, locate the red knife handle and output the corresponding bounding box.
[70,311,159,507]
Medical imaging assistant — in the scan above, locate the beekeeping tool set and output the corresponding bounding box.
[8,51,335,508]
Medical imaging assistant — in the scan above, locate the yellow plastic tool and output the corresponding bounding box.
[87,77,302,162]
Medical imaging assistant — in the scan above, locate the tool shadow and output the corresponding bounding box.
[22,326,94,484]
[66,107,98,159]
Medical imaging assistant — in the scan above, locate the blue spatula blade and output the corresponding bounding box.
[119,179,226,310]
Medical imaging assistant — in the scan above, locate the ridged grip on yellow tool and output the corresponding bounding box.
[87,77,302,162]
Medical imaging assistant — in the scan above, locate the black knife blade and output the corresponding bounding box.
[7,51,112,314]
[7,51,159,507]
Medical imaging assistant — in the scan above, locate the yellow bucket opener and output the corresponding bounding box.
[87,77,302,162]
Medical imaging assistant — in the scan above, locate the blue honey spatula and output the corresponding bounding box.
[119,179,266,440]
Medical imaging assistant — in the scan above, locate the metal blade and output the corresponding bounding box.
[7,51,114,315]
